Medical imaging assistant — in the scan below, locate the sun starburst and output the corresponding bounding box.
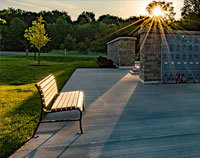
[152,7,164,17]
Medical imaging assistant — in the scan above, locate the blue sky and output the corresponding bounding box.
[0,0,184,20]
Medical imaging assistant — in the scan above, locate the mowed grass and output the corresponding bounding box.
[0,56,98,158]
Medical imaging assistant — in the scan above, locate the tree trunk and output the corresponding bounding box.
[34,52,36,60]
[38,48,40,65]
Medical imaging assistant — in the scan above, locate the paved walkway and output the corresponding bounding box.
[11,69,200,158]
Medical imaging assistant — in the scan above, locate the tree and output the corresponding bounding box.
[4,18,27,51]
[24,15,50,65]
[98,14,122,26]
[60,34,76,51]
[47,17,74,50]
[77,42,87,52]
[76,23,97,42]
[179,13,200,31]
[0,12,7,51]
[76,11,95,24]
[181,0,200,18]
[40,10,72,24]
[0,9,11,24]
[0,18,6,24]
[146,1,176,21]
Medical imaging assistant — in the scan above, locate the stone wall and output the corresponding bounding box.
[139,30,162,82]
[139,29,200,83]
[107,38,120,65]
[107,37,137,67]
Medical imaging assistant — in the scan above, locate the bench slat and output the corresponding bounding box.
[56,92,70,109]
[42,78,57,93]
[42,83,57,99]
[40,75,55,89]
[77,91,84,111]
[71,91,80,109]
[62,91,74,109]
[52,92,66,109]
[36,74,53,86]
[45,87,58,107]
[43,85,58,105]
[66,91,77,109]
[51,93,65,110]
[67,91,79,109]
[58,92,72,109]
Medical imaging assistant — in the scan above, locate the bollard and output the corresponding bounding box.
[26,49,29,57]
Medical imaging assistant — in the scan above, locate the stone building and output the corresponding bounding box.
[107,37,137,67]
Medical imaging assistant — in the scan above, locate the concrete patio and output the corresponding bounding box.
[11,69,200,158]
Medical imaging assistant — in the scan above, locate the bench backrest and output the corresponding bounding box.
[35,74,58,108]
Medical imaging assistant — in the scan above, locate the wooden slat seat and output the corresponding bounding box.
[51,91,84,111]
[34,74,85,137]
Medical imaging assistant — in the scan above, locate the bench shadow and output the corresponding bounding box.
[22,123,82,158]
[57,133,81,158]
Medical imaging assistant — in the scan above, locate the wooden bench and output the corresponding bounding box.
[34,74,84,137]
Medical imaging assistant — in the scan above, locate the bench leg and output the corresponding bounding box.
[32,110,43,138]
[79,110,83,134]
[83,103,85,111]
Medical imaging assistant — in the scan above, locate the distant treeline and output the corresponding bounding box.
[0,8,199,52]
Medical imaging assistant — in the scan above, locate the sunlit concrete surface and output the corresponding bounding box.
[11,69,200,158]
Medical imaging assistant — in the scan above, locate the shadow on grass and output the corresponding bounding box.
[0,92,41,158]
[28,65,50,66]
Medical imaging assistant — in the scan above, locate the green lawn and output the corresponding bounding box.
[0,56,98,158]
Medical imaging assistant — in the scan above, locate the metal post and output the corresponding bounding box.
[64,49,67,55]
[79,110,83,134]
[26,49,29,57]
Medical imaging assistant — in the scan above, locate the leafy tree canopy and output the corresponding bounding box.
[181,0,200,18]
[39,10,72,24]
[24,15,50,51]
[146,1,176,21]
[6,18,27,50]
[98,14,123,25]
[76,11,95,24]
[46,17,74,49]
[60,34,76,50]
[0,18,6,24]
[0,10,10,24]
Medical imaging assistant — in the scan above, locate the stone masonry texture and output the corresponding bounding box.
[139,30,162,82]
[107,37,137,67]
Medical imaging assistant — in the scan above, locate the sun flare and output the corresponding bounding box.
[152,7,164,17]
